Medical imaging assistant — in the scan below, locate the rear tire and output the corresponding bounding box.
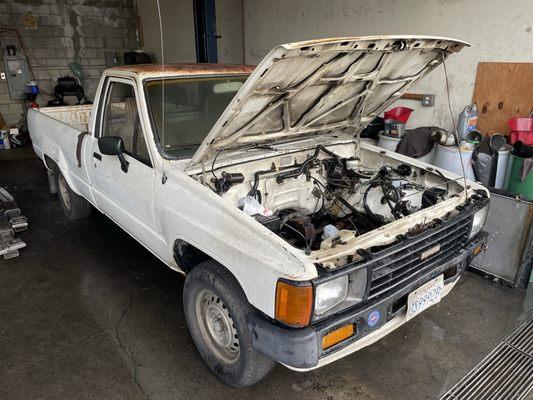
[183,260,276,387]
[57,172,92,220]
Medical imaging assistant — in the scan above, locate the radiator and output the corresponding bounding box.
[470,189,533,287]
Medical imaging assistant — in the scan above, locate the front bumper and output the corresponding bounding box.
[248,231,488,370]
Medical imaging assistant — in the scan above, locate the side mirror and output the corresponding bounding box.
[97,136,129,173]
[98,136,124,156]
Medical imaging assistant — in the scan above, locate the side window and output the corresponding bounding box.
[101,81,151,166]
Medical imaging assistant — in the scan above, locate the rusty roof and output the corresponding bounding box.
[108,63,256,77]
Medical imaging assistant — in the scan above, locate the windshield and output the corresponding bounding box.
[145,75,249,158]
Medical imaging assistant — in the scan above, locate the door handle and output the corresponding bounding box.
[93,152,102,161]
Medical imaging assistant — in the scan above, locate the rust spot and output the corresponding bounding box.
[108,63,256,77]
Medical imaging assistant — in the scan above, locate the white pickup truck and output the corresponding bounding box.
[28,36,489,387]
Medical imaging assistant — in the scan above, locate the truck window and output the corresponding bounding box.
[145,75,249,159]
[101,81,152,166]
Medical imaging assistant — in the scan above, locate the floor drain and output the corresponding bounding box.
[440,315,533,400]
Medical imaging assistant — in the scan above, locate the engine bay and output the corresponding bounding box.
[197,141,464,266]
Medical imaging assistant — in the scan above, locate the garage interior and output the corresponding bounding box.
[0,1,532,399]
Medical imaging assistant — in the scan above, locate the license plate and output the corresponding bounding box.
[406,275,444,321]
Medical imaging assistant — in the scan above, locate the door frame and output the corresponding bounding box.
[193,0,219,63]
[94,76,155,167]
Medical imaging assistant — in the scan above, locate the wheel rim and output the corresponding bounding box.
[58,174,71,210]
[195,289,240,364]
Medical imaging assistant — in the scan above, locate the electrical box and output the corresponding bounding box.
[3,55,30,100]
[421,94,435,107]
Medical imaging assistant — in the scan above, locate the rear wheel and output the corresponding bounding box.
[57,172,92,220]
[183,261,276,387]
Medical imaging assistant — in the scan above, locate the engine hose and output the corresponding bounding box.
[350,170,374,179]
[275,145,339,184]
[336,195,378,229]
[247,169,273,201]
[380,181,403,219]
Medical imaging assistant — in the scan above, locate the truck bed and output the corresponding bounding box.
[39,105,92,132]
[27,105,94,201]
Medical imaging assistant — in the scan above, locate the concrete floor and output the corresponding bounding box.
[1,148,531,400]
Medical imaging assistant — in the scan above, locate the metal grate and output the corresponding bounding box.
[440,316,533,400]
[470,192,533,287]
[367,214,472,300]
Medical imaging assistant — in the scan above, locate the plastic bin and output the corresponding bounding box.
[508,117,533,145]
[383,107,414,138]
[384,107,414,123]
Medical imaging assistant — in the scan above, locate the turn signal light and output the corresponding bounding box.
[321,323,355,350]
[275,281,313,327]
[473,245,483,256]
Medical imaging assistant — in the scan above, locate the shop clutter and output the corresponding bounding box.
[0,187,28,259]
[0,127,23,150]
[363,105,533,201]
[0,109,26,151]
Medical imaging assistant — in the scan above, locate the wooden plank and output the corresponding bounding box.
[401,93,424,101]
[472,62,533,136]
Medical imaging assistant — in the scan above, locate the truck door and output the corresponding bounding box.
[87,77,165,255]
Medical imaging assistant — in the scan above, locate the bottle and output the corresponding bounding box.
[26,81,39,95]
[457,104,478,141]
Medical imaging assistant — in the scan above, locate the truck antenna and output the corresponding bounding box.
[441,51,468,203]
[156,0,167,184]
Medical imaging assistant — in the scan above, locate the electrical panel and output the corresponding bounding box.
[3,55,30,100]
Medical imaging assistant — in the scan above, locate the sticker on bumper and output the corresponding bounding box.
[367,310,380,327]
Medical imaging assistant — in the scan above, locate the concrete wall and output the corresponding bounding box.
[242,0,533,132]
[0,0,137,125]
[138,0,243,64]
[216,0,244,64]
[137,0,196,63]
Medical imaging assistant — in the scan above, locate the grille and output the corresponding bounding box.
[367,213,472,300]
[440,316,533,400]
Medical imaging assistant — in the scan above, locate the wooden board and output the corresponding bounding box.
[472,62,533,136]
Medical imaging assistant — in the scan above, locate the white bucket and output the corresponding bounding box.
[432,143,476,181]
[494,149,510,189]
[417,147,435,164]
[377,134,401,152]
[378,134,435,163]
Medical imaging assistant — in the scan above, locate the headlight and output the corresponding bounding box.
[314,275,349,316]
[469,205,488,239]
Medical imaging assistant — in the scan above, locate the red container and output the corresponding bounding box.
[508,117,533,145]
[384,107,414,123]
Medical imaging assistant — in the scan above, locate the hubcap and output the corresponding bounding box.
[195,289,240,363]
[58,174,71,210]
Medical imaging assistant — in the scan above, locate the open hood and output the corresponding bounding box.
[190,35,469,166]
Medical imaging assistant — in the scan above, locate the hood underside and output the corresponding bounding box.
[190,35,469,167]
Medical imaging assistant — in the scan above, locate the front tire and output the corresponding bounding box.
[183,260,276,387]
[57,172,92,220]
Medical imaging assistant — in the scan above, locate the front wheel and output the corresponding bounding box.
[183,260,276,387]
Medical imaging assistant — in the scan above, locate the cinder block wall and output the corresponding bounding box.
[0,0,138,125]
